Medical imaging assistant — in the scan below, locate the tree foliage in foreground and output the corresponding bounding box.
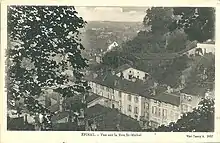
[7,6,90,128]
[171,7,215,42]
[147,98,214,132]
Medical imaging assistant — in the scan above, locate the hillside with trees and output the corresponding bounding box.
[81,21,143,58]
[101,7,215,87]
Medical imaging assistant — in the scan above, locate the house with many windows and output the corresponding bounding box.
[85,64,210,129]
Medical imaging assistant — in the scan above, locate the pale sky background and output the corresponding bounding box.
[75,7,149,22]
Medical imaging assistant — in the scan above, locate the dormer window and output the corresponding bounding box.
[129,71,131,73]
[144,73,148,79]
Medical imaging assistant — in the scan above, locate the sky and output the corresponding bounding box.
[75,7,149,22]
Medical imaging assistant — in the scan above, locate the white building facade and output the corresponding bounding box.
[87,65,206,129]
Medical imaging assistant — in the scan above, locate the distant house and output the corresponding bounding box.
[107,41,119,52]
[196,42,215,55]
[51,111,69,124]
[95,53,103,64]
[180,83,214,109]
[36,90,61,113]
[181,40,215,56]
[114,64,150,82]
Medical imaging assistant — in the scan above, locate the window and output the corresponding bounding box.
[137,76,139,79]
[112,104,115,108]
[145,103,149,110]
[162,109,167,119]
[175,113,179,120]
[170,110,174,119]
[100,86,104,90]
[152,106,157,114]
[182,104,188,112]
[135,96,139,103]
[144,73,148,79]
[129,70,131,73]
[119,101,122,107]
[158,108,161,117]
[104,100,108,106]
[112,95,115,100]
[119,92,122,98]
[96,84,99,89]
[134,107,138,114]
[128,94,132,101]
[128,75,132,79]
[128,105,132,112]
[112,89,114,93]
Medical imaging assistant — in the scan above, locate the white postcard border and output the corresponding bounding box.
[1,1,220,143]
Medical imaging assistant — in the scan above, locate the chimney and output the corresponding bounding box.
[152,88,156,96]
[120,72,124,79]
[151,82,158,96]
[114,80,119,86]
[111,70,115,75]
[153,82,158,88]
[167,86,171,93]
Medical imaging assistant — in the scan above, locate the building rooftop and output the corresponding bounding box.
[132,40,197,60]
[52,122,78,131]
[133,53,179,60]
[48,103,60,113]
[86,104,141,131]
[86,72,182,106]
[178,40,197,53]
[85,72,154,96]
[51,111,69,122]
[181,83,212,97]
[202,40,215,44]
[7,116,35,130]
[152,92,180,106]
[87,93,101,103]
[140,87,180,106]
[114,64,132,74]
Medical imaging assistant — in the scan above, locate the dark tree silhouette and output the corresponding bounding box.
[171,7,215,42]
[7,6,90,129]
[144,7,173,35]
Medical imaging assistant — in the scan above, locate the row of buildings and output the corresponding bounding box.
[85,62,214,129]
[7,40,215,131]
[84,40,215,129]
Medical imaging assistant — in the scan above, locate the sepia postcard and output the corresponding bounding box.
[1,0,220,143]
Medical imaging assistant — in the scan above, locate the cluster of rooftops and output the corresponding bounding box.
[84,63,212,107]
